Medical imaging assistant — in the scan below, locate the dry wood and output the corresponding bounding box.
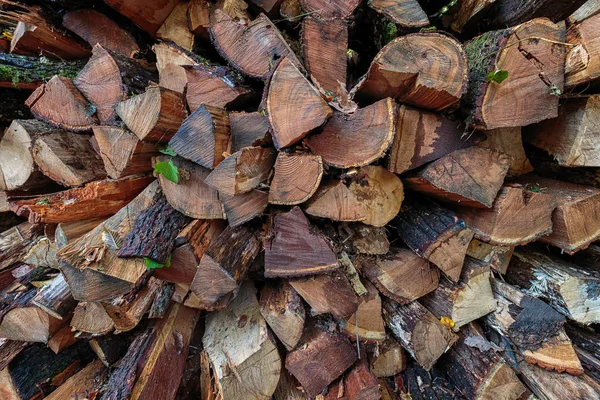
[368,0,429,28]
[324,358,381,400]
[341,280,386,342]
[446,0,497,33]
[188,0,211,36]
[154,41,199,94]
[369,337,405,377]
[185,65,252,112]
[70,301,114,335]
[478,127,533,176]
[489,0,587,28]
[268,152,323,205]
[222,189,269,227]
[518,360,600,400]
[55,219,104,249]
[47,323,78,354]
[298,0,361,19]
[230,111,270,152]
[350,225,390,255]
[467,239,514,274]
[569,0,600,23]
[0,223,44,271]
[44,359,107,400]
[260,280,305,350]
[273,369,310,400]
[104,0,180,35]
[157,2,195,51]
[31,273,75,320]
[211,0,251,24]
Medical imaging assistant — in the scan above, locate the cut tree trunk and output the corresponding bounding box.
[0,292,64,343]
[341,279,386,342]
[104,0,180,35]
[157,2,195,51]
[268,152,323,205]
[185,64,253,112]
[222,189,269,227]
[188,0,211,36]
[230,111,270,151]
[259,280,306,350]
[478,127,533,176]
[445,0,497,33]
[566,13,600,89]
[467,239,514,274]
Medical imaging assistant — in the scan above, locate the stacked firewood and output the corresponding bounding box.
[2,0,600,399]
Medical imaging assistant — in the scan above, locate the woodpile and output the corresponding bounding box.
[2,0,600,399]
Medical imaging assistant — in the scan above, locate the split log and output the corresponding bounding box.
[298,0,361,19]
[154,42,199,94]
[169,104,230,168]
[89,334,132,366]
[74,45,156,125]
[388,105,479,174]
[210,12,300,79]
[453,185,557,246]
[357,248,439,304]
[383,298,458,370]
[222,189,269,226]
[445,0,497,33]
[306,166,404,227]
[566,14,600,89]
[355,33,468,111]
[518,361,600,400]
[478,127,533,176]
[104,0,180,35]
[403,147,511,208]
[464,18,566,129]
[0,340,29,372]
[190,224,260,310]
[306,98,395,168]
[62,9,140,58]
[346,224,390,256]
[341,280,386,342]
[267,57,332,149]
[528,95,600,167]
[47,323,78,354]
[116,86,187,142]
[71,301,114,335]
[10,175,153,224]
[289,269,359,319]
[259,280,305,350]
[0,223,43,271]
[515,176,600,253]
[268,152,323,205]
[0,53,83,90]
[369,337,405,377]
[23,238,58,268]
[205,146,276,195]
[368,0,429,28]
[25,76,98,131]
[185,64,253,112]
[44,359,107,400]
[211,0,251,24]
[569,0,600,23]
[264,206,338,278]
[188,0,211,36]
[0,292,63,343]
[286,324,357,397]
[324,359,381,400]
[467,239,514,274]
[230,111,270,152]
[31,273,76,320]
[156,156,226,219]
[55,219,104,249]
[489,0,587,28]
[273,369,310,400]
[420,257,496,330]
[157,2,195,51]
[395,197,473,282]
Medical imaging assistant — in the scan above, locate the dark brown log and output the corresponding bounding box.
[324,359,381,400]
[341,279,386,343]
[395,197,473,282]
[0,222,43,271]
[368,0,429,28]
[298,0,361,19]
[398,361,458,400]
[478,127,533,176]
[230,111,270,152]
[369,337,405,377]
[31,273,76,320]
[467,239,514,274]
[260,280,306,351]
[518,360,600,400]
[403,147,511,208]
[489,0,587,27]
[185,64,253,112]
[268,152,323,205]
[566,13,600,89]
[89,334,132,367]
[154,41,200,94]
[222,189,269,227]
[157,2,195,51]
[267,57,332,149]
[264,206,338,278]
[44,359,107,400]
[70,301,114,336]
[104,0,180,35]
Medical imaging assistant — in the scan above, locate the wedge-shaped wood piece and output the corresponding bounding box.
[222,190,269,227]
[435,323,528,400]
[305,181,367,222]
[389,105,479,174]
[190,225,260,310]
[169,104,230,168]
[267,57,332,149]
[157,156,226,219]
[341,280,386,342]
[25,76,98,131]
[566,13,600,89]
[74,45,155,124]
[467,239,514,274]
[404,147,511,208]
[368,0,429,27]
[324,358,381,400]
[286,324,358,397]
[260,280,305,350]
[104,0,180,35]
[32,273,76,320]
[230,111,270,151]
[157,2,195,50]
[306,98,395,168]
[464,18,566,129]
[395,197,473,282]
[185,65,252,112]
[63,9,140,58]
[356,33,468,111]
[71,301,114,335]
[210,12,300,79]
[478,127,533,176]
[290,269,359,319]
[44,359,107,400]
[10,175,152,224]
[299,0,361,19]
[515,176,600,253]
[205,146,276,195]
[116,86,187,142]
[370,337,405,377]
[383,298,458,370]
[154,41,199,94]
[519,361,600,400]
[269,152,323,205]
[357,248,439,304]
[265,206,337,277]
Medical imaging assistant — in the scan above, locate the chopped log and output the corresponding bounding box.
[445,0,497,33]
[464,18,566,129]
[383,298,458,370]
[0,340,29,372]
[420,257,496,330]
[268,152,323,205]
[212,0,252,23]
[273,369,310,400]
[518,361,600,400]
[0,53,83,90]
[230,111,270,152]
[222,189,269,227]
[11,175,153,224]
[453,185,557,246]
[286,324,357,397]
[0,300,63,343]
[566,14,600,90]
[489,0,587,28]
[44,359,107,400]
[528,95,600,167]
[467,239,514,274]
[157,156,226,219]
[205,146,276,195]
[569,0,600,23]
[403,147,511,208]
[355,33,468,111]
[298,0,361,19]
[324,359,381,400]
[350,224,390,255]
[25,76,98,131]
[209,12,301,79]
[357,248,440,304]
[185,64,253,112]
[169,104,230,168]
[515,176,600,253]
[62,9,140,58]
[395,197,473,282]
[507,248,600,324]
[188,0,211,36]
[341,279,386,342]
[290,269,359,319]
[116,86,187,142]
[264,206,338,278]
[55,218,104,249]
[267,57,332,149]
[157,2,195,51]
[31,273,76,320]
[89,334,132,366]
[302,17,348,96]
[368,0,429,28]
[32,131,106,187]
[190,224,260,310]
[259,280,305,350]
[306,98,395,168]
[436,323,527,400]
[74,45,156,125]
[104,0,180,35]
[148,283,174,317]
[23,238,58,268]
[0,223,43,271]
[388,105,479,174]
[478,127,533,176]
[71,301,115,335]
[370,337,405,377]
[305,181,367,223]
[154,41,200,94]
[47,323,78,354]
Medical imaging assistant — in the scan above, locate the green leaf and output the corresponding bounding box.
[486,69,509,84]
[154,160,179,184]
[144,257,164,269]
[36,198,50,205]
[157,144,177,156]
